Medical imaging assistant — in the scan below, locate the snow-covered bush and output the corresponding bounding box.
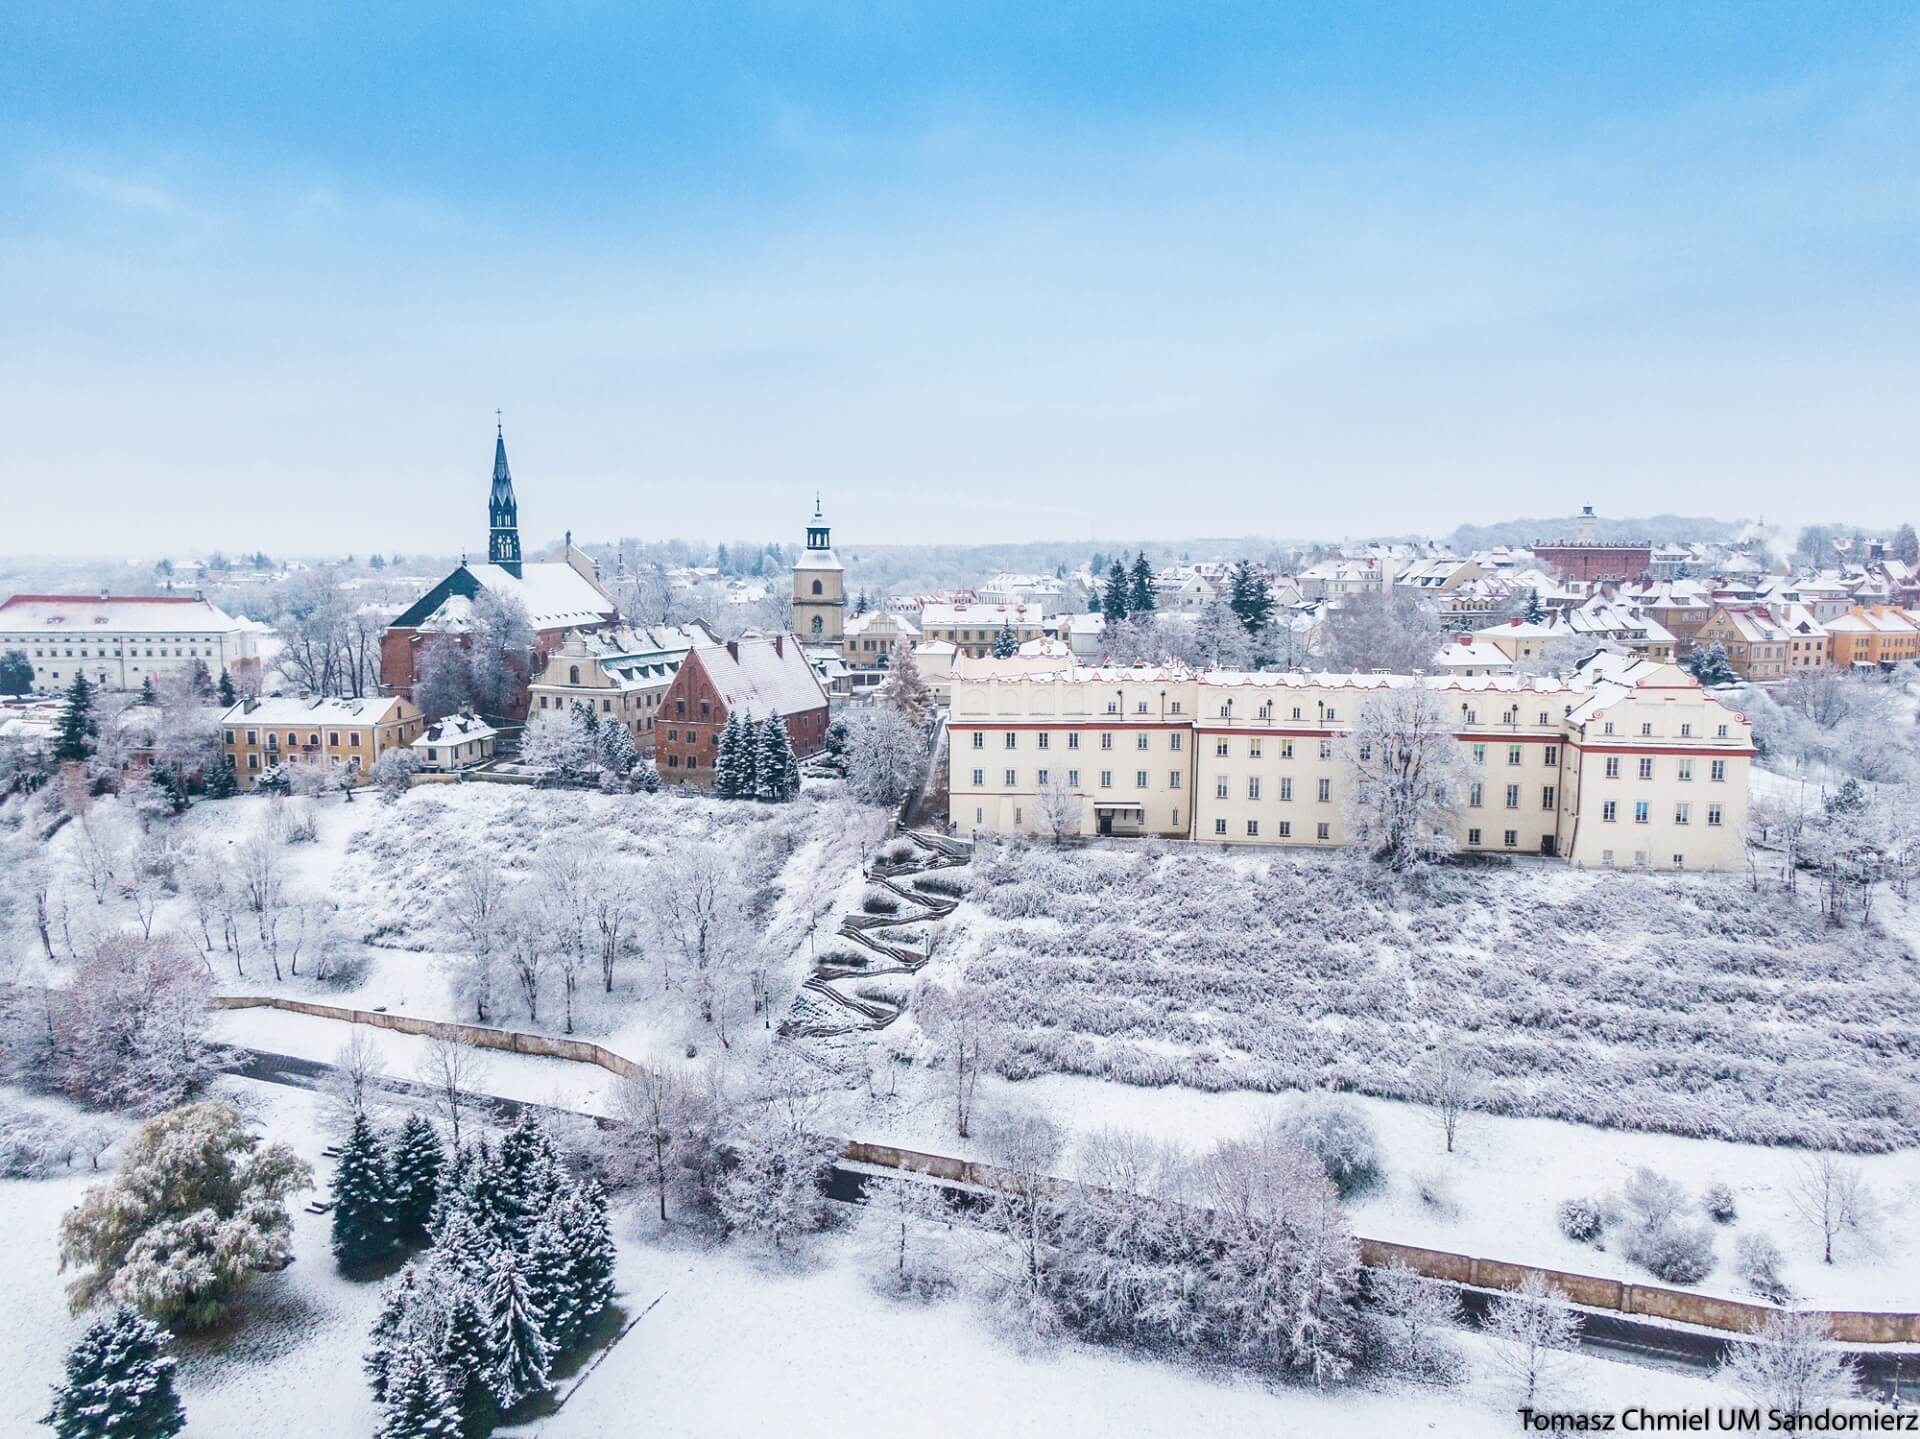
[911,871,966,897]
[1624,1220,1717,1285]
[1734,1231,1790,1303]
[1702,1181,1738,1224]
[1412,1167,1461,1218]
[1620,1167,1687,1234]
[1718,1310,1858,1415]
[860,887,901,915]
[371,747,416,802]
[1555,1198,1605,1244]
[1365,1262,1466,1387]
[0,1105,102,1178]
[1280,1094,1382,1198]
[50,931,216,1114]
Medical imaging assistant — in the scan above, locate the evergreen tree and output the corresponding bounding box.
[493,1116,562,1244]
[1228,560,1273,635]
[54,673,96,762]
[628,754,662,793]
[1128,552,1157,614]
[712,710,751,799]
[854,591,870,616]
[333,1111,398,1266]
[42,1307,185,1439]
[378,1340,462,1439]
[597,720,639,776]
[1686,640,1737,687]
[1895,522,1919,567]
[562,1181,617,1342]
[186,659,214,698]
[460,1141,519,1253]
[216,670,237,707]
[434,1282,496,1439]
[524,1212,580,1355]
[480,1246,552,1412]
[0,647,33,695]
[992,622,1018,659]
[1524,589,1546,624]
[1102,561,1130,622]
[1826,777,1867,815]
[388,1113,446,1246]
[138,675,158,706]
[366,1265,423,1404]
[753,716,800,802]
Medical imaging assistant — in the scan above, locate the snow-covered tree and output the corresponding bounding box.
[1718,1309,1858,1416]
[0,646,33,696]
[1481,1271,1582,1408]
[43,1306,185,1439]
[862,1173,954,1296]
[644,842,751,1021]
[1197,1122,1362,1386]
[1415,1035,1486,1154]
[711,709,755,799]
[52,931,214,1113]
[1687,640,1737,687]
[1194,597,1255,670]
[332,1111,398,1267]
[443,856,506,1024]
[595,718,639,776]
[59,1101,312,1329]
[1128,552,1157,614]
[1365,1262,1465,1385]
[372,747,418,802]
[479,1245,551,1411]
[1227,560,1273,636]
[517,710,592,784]
[559,1180,617,1339]
[1340,686,1471,869]
[417,1035,490,1150]
[877,645,933,727]
[753,716,801,802]
[412,638,476,724]
[377,1338,462,1439]
[978,1110,1066,1339]
[1787,1153,1868,1265]
[992,621,1018,658]
[434,1279,495,1437]
[1102,560,1130,622]
[464,589,536,719]
[715,1109,837,1250]
[55,673,98,763]
[387,1112,445,1246]
[1320,589,1444,674]
[1035,771,1081,844]
[611,1062,695,1223]
[915,979,1000,1138]
[844,706,923,808]
[628,752,662,792]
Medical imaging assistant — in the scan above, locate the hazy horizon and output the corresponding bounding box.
[5,4,1917,554]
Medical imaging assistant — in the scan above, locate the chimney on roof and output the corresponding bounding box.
[726,640,739,662]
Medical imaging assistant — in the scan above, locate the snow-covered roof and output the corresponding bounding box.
[411,714,497,748]
[221,695,408,727]
[846,611,919,639]
[688,634,829,720]
[1432,637,1514,670]
[920,601,1046,628]
[1707,606,1790,644]
[0,593,244,635]
[461,561,616,630]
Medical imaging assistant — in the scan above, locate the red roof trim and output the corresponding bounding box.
[0,593,207,607]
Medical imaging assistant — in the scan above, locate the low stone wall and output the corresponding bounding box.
[218,997,1920,1344]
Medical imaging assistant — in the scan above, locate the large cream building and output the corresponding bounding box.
[949,658,1753,870]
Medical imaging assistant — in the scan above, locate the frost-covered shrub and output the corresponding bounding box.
[861,888,901,916]
[1734,1231,1790,1302]
[1625,1221,1716,1285]
[1281,1095,1383,1198]
[877,837,917,865]
[1556,1198,1605,1244]
[820,949,869,970]
[0,1106,100,1178]
[912,872,966,897]
[1619,1168,1687,1234]
[1701,1182,1738,1224]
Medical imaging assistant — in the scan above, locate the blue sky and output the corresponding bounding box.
[3,3,1916,556]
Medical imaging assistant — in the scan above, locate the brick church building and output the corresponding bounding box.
[656,633,830,787]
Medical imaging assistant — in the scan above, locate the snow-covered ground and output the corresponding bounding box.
[526,1221,1748,1439]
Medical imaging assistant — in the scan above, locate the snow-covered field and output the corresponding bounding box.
[940,838,1920,1151]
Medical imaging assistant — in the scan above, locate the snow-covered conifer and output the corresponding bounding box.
[332,1110,397,1266]
[43,1306,185,1439]
[754,716,800,802]
[561,1180,617,1337]
[479,1246,551,1411]
[366,1264,424,1404]
[434,1280,496,1438]
[388,1112,445,1246]
[377,1339,462,1439]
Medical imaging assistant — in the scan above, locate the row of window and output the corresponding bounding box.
[1598,757,1727,781]
[228,728,370,748]
[28,646,213,660]
[970,768,1177,790]
[1598,801,1724,826]
[1213,818,1335,840]
[976,730,1186,752]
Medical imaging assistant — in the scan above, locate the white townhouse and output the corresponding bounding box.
[949,659,1753,871]
[0,593,259,692]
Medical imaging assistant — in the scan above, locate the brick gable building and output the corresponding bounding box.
[656,633,830,787]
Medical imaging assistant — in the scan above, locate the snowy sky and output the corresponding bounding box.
[3,3,1918,556]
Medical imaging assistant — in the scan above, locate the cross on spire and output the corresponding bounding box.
[496,407,503,436]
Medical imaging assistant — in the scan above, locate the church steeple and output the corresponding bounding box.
[488,415,522,576]
[806,492,831,552]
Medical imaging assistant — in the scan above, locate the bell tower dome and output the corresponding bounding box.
[790,493,845,645]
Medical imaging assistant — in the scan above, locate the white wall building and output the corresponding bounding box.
[949,659,1753,869]
[0,593,259,692]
